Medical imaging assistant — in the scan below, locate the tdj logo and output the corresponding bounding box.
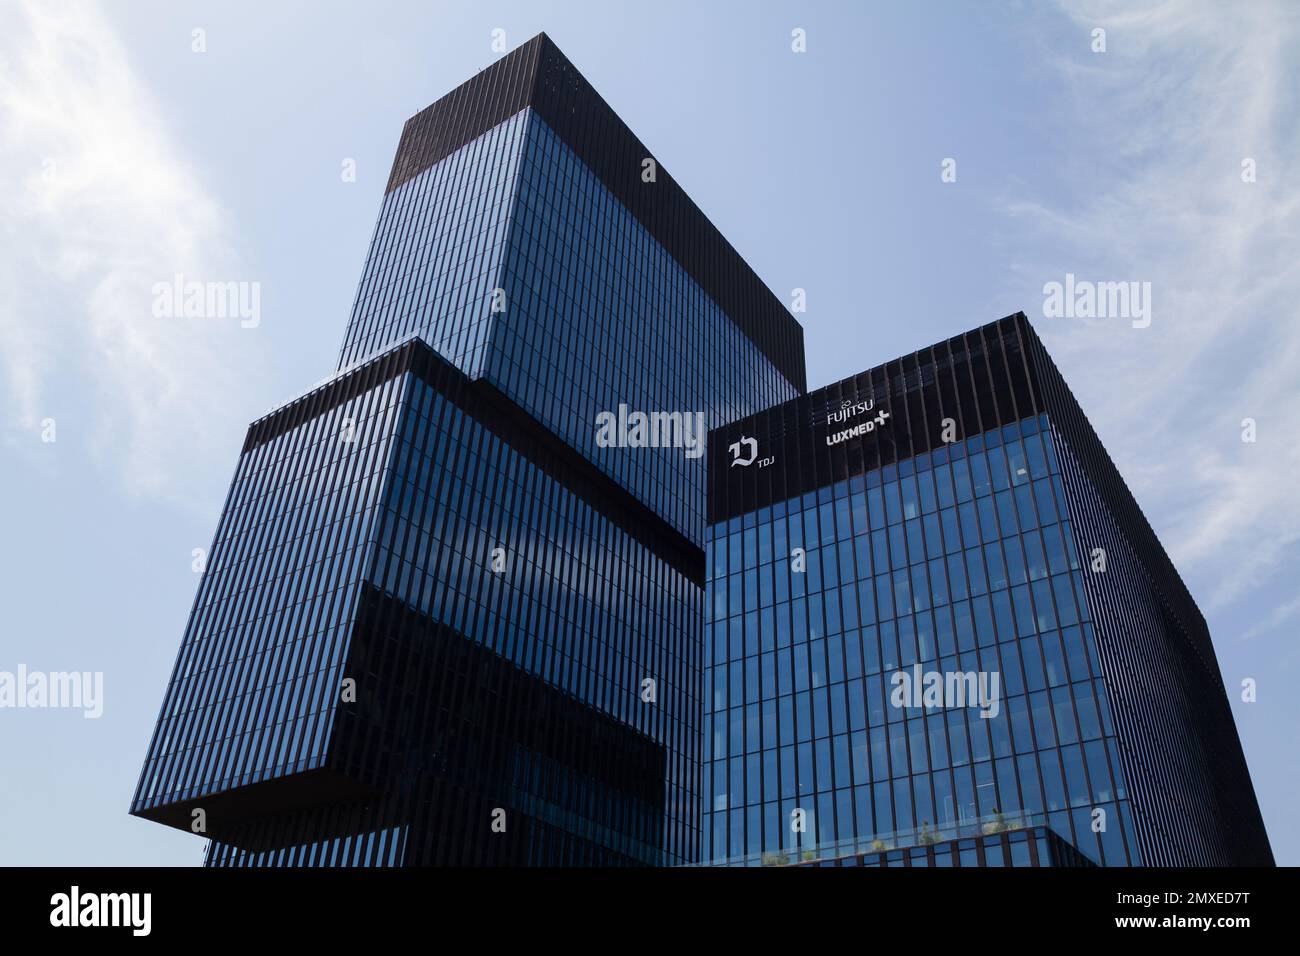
[728,436,758,467]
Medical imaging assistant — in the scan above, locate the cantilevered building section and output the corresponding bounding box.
[131,33,804,866]
[704,313,1271,867]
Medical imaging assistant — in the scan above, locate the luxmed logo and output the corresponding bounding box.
[50,886,151,936]
[827,408,890,446]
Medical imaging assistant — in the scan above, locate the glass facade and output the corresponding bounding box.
[133,374,401,812]
[338,111,527,376]
[131,33,807,867]
[340,105,796,542]
[703,413,1136,866]
[704,313,1272,867]
[486,112,794,542]
[136,339,702,865]
[362,364,702,862]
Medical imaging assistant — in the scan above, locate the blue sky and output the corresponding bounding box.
[1,0,1296,865]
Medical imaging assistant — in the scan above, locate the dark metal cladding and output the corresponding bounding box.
[384,32,806,393]
[708,315,1040,524]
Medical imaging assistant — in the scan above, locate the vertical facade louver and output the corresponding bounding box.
[131,33,805,866]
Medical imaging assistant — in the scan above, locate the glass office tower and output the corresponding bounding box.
[130,33,804,866]
[703,313,1272,867]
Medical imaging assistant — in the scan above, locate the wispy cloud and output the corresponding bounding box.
[0,0,264,504]
[1002,1,1300,612]
[1241,594,1300,643]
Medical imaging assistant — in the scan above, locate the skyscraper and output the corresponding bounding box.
[703,313,1273,866]
[130,33,805,866]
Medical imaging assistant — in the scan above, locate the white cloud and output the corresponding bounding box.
[1003,1,1300,612]
[0,0,264,504]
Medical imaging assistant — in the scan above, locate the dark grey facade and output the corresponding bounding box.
[130,33,804,866]
[703,313,1272,867]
